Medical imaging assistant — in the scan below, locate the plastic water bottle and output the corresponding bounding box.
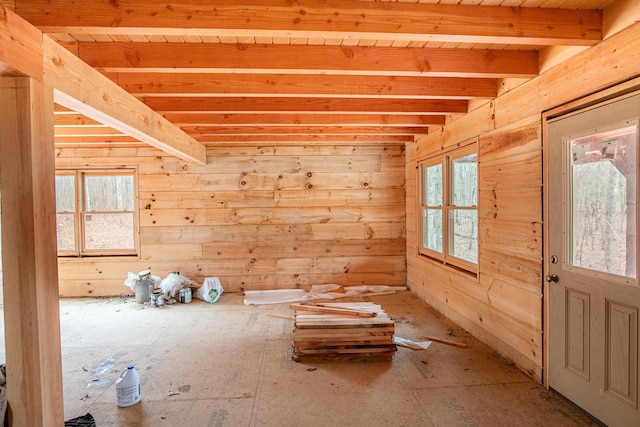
[116,365,141,407]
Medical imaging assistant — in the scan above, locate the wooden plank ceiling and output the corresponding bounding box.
[11,0,612,146]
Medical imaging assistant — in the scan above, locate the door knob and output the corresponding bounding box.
[545,274,559,283]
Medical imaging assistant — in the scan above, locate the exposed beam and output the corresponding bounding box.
[54,113,102,126]
[197,135,414,145]
[164,113,445,127]
[185,125,429,136]
[54,134,414,145]
[107,73,498,99]
[54,126,124,136]
[145,97,468,115]
[42,36,206,164]
[80,43,538,78]
[54,135,141,144]
[16,0,602,45]
[0,5,42,78]
[53,104,76,113]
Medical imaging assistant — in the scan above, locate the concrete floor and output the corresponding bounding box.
[6,291,598,426]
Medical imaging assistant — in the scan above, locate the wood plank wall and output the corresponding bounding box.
[55,144,407,296]
[406,121,543,378]
[406,18,640,381]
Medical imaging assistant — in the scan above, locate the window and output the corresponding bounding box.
[419,142,478,273]
[55,170,137,256]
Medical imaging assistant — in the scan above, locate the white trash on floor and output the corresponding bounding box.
[195,277,224,303]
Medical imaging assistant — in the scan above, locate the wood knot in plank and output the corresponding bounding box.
[125,51,141,67]
[340,46,355,59]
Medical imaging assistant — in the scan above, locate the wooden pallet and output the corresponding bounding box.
[292,302,396,362]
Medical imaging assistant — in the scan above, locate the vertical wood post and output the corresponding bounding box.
[0,77,64,426]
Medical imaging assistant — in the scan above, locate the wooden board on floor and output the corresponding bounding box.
[292,302,396,362]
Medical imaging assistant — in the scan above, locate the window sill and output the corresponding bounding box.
[58,254,140,261]
[417,252,478,279]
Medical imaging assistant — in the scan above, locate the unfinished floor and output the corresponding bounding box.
[1,291,598,426]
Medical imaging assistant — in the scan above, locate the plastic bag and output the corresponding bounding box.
[159,273,194,298]
[196,277,224,303]
[124,271,161,292]
[123,272,138,291]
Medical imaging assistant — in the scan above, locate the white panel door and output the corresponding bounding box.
[547,92,640,427]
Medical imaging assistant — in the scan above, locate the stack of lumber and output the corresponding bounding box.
[292,302,396,362]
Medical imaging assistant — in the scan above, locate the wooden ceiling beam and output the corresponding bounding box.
[54,114,102,126]
[186,125,429,136]
[54,135,141,144]
[164,113,445,127]
[42,36,207,164]
[54,126,124,136]
[81,43,538,78]
[198,135,414,145]
[0,4,43,78]
[54,134,414,146]
[145,97,467,115]
[53,104,76,113]
[107,73,497,100]
[16,0,602,45]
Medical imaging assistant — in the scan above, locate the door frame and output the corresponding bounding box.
[542,75,640,387]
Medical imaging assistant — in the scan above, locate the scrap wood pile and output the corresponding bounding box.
[291,302,396,362]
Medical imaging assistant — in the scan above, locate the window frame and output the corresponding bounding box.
[418,140,478,274]
[55,168,139,257]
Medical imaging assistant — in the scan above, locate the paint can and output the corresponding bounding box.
[116,365,141,407]
[150,292,163,307]
[179,287,192,304]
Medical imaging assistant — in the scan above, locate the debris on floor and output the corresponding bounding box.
[159,272,194,302]
[418,335,467,348]
[178,287,192,304]
[393,336,432,350]
[64,413,96,427]
[195,277,224,303]
[150,291,163,307]
[86,356,120,389]
[123,272,224,308]
[90,356,115,377]
[292,302,396,362]
[124,270,161,304]
[244,284,407,305]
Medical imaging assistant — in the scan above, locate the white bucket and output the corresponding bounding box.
[135,280,153,304]
[116,365,141,407]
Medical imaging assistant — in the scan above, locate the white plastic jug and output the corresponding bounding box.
[116,365,141,407]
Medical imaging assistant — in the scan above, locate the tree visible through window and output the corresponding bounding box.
[570,124,637,278]
[55,170,137,256]
[419,143,478,272]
